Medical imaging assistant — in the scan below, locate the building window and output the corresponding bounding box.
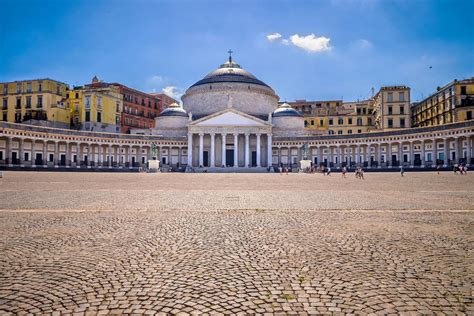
[357,118,362,126]
[387,92,393,102]
[311,120,314,126]
[2,113,7,121]
[348,130,352,134]
[97,111,102,123]
[37,95,43,108]
[3,84,7,95]
[368,117,372,125]
[460,86,467,94]
[329,119,333,125]
[26,96,31,108]
[15,112,21,123]
[16,97,21,108]
[466,111,472,120]
[388,106,393,115]
[399,92,405,101]
[304,121,308,127]
[17,83,22,94]
[116,101,120,112]
[49,154,54,162]
[320,119,324,126]
[85,111,90,122]
[348,118,352,125]
[26,83,32,93]
[38,83,42,92]
[400,106,404,114]
[388,118,393,128]
[400,118,405,128]
[85,96,91,109]
[116,116,120,124]
[358,129,362,133]
[328,130,334,135]
[56,85,60,95]
[97,97,102,107]
[337,130,343,135]
[2,98,7,109]
[338,118,343,125]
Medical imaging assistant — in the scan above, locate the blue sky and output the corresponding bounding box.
[1,0,473,102]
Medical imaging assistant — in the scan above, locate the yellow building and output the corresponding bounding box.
[372,86,411,131]
[411,78,474,127]
[68,77,122,133]
[287,99,374,135]
[0,79,70,128]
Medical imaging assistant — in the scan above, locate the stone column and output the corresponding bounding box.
[432,139,437,165]
[108,145,112,167]
[178,147,182,167]
[66,142,71,167]
[387,143,392,167]
[278,147,281,166]
[187,133,193,167]
[453,137,459,164]
[267,134,272,167]
[87,144,92,167]
[4,137,12,165]
[287,146,291,167]
[245,133,250,168]
[466,136,472,165]
[19,139,24,165]
[233,133,239,167]
[43,140,48,167]
[166,145,171,166]
[409,141,414,167]
[6,137,12,166]
[128,145,133,168]
[221,133,227,167]
[444,138,449,166]
[54,141,59,168]
[98,144,103,167]
[158,145,162,163]
[199,133,204,167]
[398,142,403,166]
[356,144,361,164]
[256,133,261,167]
[420,140,425,167]
[317,146,322,165]
[336,145,341,166]
[79,143,83,167]
[367,144,372,168]
[32,139,37,166]
[210,133,215,167]
[377,143,381,168]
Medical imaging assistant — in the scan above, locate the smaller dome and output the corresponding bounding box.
[272,102,302,117]
[159,103,188,117]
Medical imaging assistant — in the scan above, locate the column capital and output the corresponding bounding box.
[198,132,204,137]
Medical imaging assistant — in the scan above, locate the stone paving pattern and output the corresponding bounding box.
[0,172,473,315]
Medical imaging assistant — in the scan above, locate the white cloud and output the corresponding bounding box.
[149,75,165,84]
[289,34,332,53]
[162,86,184,100]
[355,39,373,49]
[281,39,289,45]
[266,32,282,42]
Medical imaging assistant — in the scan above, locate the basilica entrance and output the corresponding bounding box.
[203,151,209,167]
[251,151,257,167]
[226,149,234,167]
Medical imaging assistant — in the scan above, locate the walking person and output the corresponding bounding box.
[400,165,405,177]
[327,167,331,176]
[342,166,347,178]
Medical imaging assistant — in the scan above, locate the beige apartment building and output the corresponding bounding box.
[372,86,411,131]
[411,78,474,127]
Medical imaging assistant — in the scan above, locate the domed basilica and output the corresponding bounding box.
[146,54,313,169]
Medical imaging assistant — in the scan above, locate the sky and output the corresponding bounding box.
[1,0,473,102]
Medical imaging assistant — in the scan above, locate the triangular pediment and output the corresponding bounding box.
[189,109,268,127]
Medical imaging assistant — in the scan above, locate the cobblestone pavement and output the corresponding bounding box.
[0,172,473,315]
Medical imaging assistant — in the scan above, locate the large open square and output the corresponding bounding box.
[0,171,473,315]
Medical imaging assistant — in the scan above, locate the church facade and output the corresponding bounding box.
[0,57,473,171]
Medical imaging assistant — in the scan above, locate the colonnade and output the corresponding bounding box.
[275,135,473,168]
[187,132,272,168]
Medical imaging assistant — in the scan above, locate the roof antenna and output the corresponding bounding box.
[228,49,233,63]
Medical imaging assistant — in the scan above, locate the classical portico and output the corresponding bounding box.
[187,109,272,168]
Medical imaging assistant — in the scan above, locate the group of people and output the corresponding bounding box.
[453,164,469,175]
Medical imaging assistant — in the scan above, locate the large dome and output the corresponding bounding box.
[190,60,271,88]
[182,57,279,118]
